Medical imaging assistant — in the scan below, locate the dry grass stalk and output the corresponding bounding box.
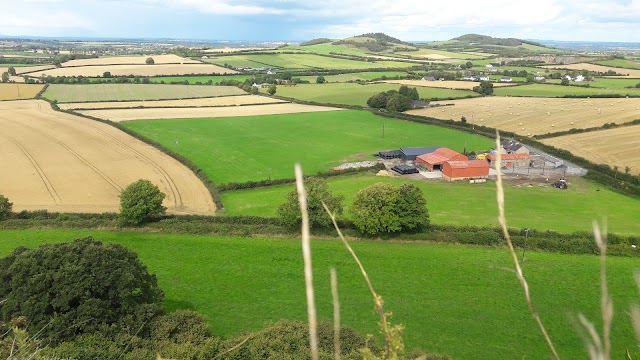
[296,163,319,360]
[494,131,560,360]
[322,202,399,359]
[631,272,640,344]
[576,221,613,360]
[331,268,341,360]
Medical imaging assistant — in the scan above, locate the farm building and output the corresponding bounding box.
[416,147,468,171]
[475,75,490,81]
[399,146,441,161]
[422,76,436,81]
[498,140,530,155]
[486,153,531,168]
[442,160,490,181]
[500,76,513,82]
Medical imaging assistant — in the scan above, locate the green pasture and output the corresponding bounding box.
[398,48,489,60]
[220,173,640,235]
[0,229,637,360]
[259,82,479,106]
[493,83,640,97]
[594,59,640,70]
[283,44,370,56]
[298,71,409,83]
[122,110,493,184]
[208,53,414,70]
[149,75,251,84]
[589,77,640,89]
[42,84,246,102]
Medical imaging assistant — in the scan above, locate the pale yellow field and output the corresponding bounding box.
[381,80,518,90]
[541,63,640,78]
[79,103,344,122]
[406,96,640,136]
[26,64,238,77]
[0,100,216,214]
[58,95,286,110]
[543,125,640,175]
[62,54,201,67]
[14,65,57,75]
[0,83,45,100]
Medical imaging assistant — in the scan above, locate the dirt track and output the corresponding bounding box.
[0,100,216,215]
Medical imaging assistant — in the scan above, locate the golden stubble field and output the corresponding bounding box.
[58,95,285,110]
[381,79,518,90]
[543,125,640,175]
[25,64,238,77]
[0,84,44,100]
[407,96,640,135]
[61,54,200,67]
[0,100,216,214]
[79,103,344,122]
[541,63,640,78]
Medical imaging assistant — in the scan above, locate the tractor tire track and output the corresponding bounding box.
[0,130,61,204]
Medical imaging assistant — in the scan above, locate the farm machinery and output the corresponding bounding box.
[553,179,568,190]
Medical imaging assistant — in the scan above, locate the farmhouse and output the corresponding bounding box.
[442,160,490,181]
[498,139,530,155]
[422,76,436,81]
[474,75,490,81]
[462,75,476,81]
[534,75,546,81]
[416,147,467,171]
[500,76,513,82]
[486,153,531,168]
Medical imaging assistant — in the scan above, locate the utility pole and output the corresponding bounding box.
[522,228,530,262]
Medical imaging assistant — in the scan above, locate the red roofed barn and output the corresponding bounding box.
[442,160,490,181]
[416,148,467,171]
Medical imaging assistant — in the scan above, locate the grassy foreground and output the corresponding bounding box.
[123,110,494,184]
[0,229,637,359]
[220,174,640,235]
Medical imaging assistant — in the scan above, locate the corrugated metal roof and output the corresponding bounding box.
[487,153,531,160]
[417,148,467,164]
[445,160,489,169]
[400,146,441,156]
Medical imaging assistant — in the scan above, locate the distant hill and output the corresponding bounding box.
[423,33,566,56]
[452,34,546,47]
[332,32,416,52]
[300,38,332,46]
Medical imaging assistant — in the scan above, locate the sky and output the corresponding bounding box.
[1,0,640,42]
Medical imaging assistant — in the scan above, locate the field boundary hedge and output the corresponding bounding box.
[534,118,640,139]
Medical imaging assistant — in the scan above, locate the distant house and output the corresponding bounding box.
[500,76,513,82]
[574,75,585,82]
[564,75,572,81]
[534,75,545,81]
[201,55,209,59]
[462,75,476,81]
[475,75,490,81]
[421,76,436,81]
[488,67,500,73]
[266,70,276,75]
[252,83,270,89]
[411,100,430,109]
[485,64,494,68]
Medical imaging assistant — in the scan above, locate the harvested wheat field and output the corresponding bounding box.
[543,125,640,175]
[0,100,215,214]
[541,63,640,78]
[80,103,344,122]
[407,96,640,136]
[44,84,246,102]
[62,54,200,67]
[58,95,285,110]
[381,80,518,90]
[13,65,57,75]
[0,84,44,100]
[26,63,237,78]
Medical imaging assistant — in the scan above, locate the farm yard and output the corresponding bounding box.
[0,100,215,214]
[60,54,200,66]
[543,125,640,175]
[220,173,640,234]
[24,63,237,78]
[79,103,343,121]
[57,95,285,110]
[381,79,518,90]
[122,110,494,184]
[0,83,44,100]
[407,96,640,136]
[43,83,246,102]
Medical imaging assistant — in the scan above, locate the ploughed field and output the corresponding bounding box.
[407,96,640,136]
[0,100,215,214]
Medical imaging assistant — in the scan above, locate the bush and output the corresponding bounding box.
[0,195,12,220]
[119,179,167,225]
[145,57,155,65]
[277,177,344,228]
[0,237,164,344]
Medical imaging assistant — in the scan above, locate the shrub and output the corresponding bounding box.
[277,177,344,228]
[0,237,164,344]
[0,195,12,220]
[119,179,166,225]
[145,57,155,65]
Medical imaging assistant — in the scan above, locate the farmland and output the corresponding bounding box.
[1,229,638,360]
[543,125,640,175]
[149,74,251,84]
[541,63,640,77]
[397,48,491,59]
[0,83,44,100]
[122,110,494,183]
[407,96,640,136]
[0,100,215,214]
[260,82,479,106]
[61,54,200,66]
[381,79,518,90]
[492,83,640,97]
[298,71,409,83]
[208,53,415,70]
[12,65,56,74]
[58,95,285,110]
[43,83,246,102]
[594,59,640,70]
[80,103,343,121]
[25,63,237,78]
[220,173,640,234]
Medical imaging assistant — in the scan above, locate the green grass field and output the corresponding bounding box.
[149,75,251,84]
[594,59,640,70]
[282,44,371,56]
[260,82,479,106]
[122,110,493,184]
[208,53,414,70]
[298,71,409,83]
[220,173,640,235]
[398,48,489,60]
[589,77,640,89]
[493,83,640,97]
[43,84,246,102]
[0,229,637,360]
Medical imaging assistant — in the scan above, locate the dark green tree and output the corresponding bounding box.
[267,84,277,95]
[277,177,343,228]
[561,77,570,86]
[0,238,164,344]
[145,57,155,65]
[472,81,494,95]
[386,93,413,112]
[396,183,430,231]
[7,67,16,76]
[367,92,389,108]
[119,179,166,225]
[0,195,12,220]
[103,71,112,78]
[1,72,8,83]
[465,61,473,69]
[316,75,326,84]
[407,86,419,100]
